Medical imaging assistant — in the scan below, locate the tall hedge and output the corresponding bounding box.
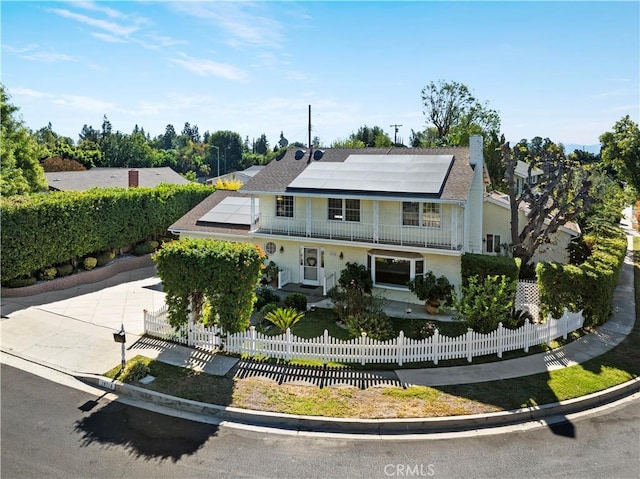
[461,253,520,286]
[153,238,266,334]
[1,184,211,282]
[537,225,627,326]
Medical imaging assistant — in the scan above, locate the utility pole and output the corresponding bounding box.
[390,124,402,145]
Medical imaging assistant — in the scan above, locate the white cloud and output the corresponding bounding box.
[3,44,76,63]
[169,2,285,49]
[9,87,114,113]
[70,0,130,20]
[51,8,140,38]
[170,53,247,80]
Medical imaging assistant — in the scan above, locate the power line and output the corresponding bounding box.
[390,124,402,144]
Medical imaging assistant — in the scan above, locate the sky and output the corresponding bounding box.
[2,1,639,149]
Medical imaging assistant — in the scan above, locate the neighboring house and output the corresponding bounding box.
[45,167,190,191]
[171,136,487,304]
[206,165,265,185]
[483,191,580,264]
[514,160,543,196]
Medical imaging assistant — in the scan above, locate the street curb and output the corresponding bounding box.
[77,373,640,435]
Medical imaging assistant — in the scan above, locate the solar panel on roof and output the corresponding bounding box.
[287,154,453,195]
[198,197,259,226]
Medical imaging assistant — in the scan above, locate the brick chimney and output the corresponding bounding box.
[128,169,139,188]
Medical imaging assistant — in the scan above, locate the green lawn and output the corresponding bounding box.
[106,235,640,418]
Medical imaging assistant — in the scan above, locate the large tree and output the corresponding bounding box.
[502,140,593,265]
[420,80,500,146]
[600,115,640,193]
[0,85,47,196]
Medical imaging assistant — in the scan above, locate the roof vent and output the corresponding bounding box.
[294,149,306,160]
[313,149,325,161]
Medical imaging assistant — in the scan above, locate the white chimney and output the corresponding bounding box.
[469,134,483,167]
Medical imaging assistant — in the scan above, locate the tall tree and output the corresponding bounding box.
[502,140,593,265]
[600,115,640,193]
[0,85,47,195]
[420,80,500,146]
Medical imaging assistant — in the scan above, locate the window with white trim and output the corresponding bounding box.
[328,198,360,222]
[276,195,293,217]
[367,252,424,288]
[486,234,501,254]
[402,202,441,228]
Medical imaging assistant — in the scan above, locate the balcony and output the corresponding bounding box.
[252,216,463,251]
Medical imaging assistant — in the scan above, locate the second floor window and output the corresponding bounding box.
[276,195,293,217]
[328,198,360,222]
[402,202,441,228]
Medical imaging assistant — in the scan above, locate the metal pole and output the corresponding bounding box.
[213,145,220,177]
[120,323,126,369]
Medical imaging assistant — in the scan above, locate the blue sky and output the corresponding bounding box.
[2,1,639,148]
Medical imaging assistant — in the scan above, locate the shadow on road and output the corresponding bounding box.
[74,400,219,462]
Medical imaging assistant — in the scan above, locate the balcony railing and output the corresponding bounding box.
[253,216,463,250]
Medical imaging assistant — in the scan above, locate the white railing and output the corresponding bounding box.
[143,306,584,366]
[256,217,463,250]
[323,272,336,296]
[278,268,291,289]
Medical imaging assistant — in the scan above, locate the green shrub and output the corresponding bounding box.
[133,241,159,256]
[0,184,211,282]
[453,275,517,333]
[461,253,520,286]
[338,262,373,293]
[120,359,150,383]
[95,250,115,267]
[38,267,57,281]
[264,307,305,334]
[55,262,74,277]
[344,309,395,341]
[284,292,307,312]
[83,257,97,270]
[3,275,37,288]
[537,224,627,326]
[255,286,281,311]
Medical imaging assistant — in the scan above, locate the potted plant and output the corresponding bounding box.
[263,260,280,287]
[407,271,453,314]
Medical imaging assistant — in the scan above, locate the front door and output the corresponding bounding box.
[300,247,322,286]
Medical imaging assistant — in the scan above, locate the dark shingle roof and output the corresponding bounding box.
[241,147,473,201]
[170,147,476,235]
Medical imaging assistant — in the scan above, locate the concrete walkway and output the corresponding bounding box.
[0,222,637,391]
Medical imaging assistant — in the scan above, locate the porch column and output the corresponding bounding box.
[250,196,256,231]
[306,198,312,237]
[451,205,458,249]
[373,200,379,243]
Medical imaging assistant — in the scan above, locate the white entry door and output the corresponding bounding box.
[300,247,322,286]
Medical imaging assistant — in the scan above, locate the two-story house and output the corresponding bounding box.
[168,135,578,305]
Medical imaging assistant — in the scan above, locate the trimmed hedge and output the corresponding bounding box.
[537,224,627,326]
[1,184,211,282]
[461,253,520,286]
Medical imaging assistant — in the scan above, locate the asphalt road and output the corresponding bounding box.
[2,364,639,479]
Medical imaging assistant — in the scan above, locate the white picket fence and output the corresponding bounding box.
[143,306,584,366]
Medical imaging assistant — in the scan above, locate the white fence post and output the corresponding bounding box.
[360,332,367,366]
[497,322,503,358]
[250,326,256,356]
[466,328,473,363]
[323,329,329,365]
[398,331,404,366]
[524,319,531,353]
[433,328,440,365]
[188,310,194,347]
[562,307,569,340]
[286,328,292,361]
[547,315,553,346]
